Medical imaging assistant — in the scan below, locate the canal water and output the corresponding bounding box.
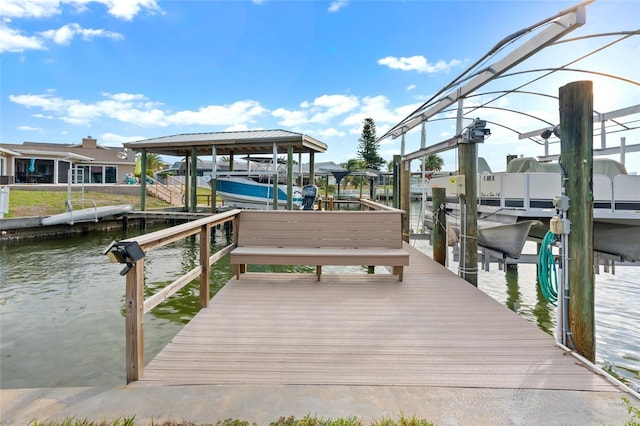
[1,217,639,390]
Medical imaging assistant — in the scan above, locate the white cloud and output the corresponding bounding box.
[169,101,268,126]
[99,132,146,146]
[0,0,157,53]
[378,55,462,73]
[273,94,359,127]
[328,1,347,13]
[9,92,269,128]
[0,0,161,20]
[17,125,42,131]
[309,94,359,123]
[39,23,123,44]
[316,128,346,138]
[101,0,162,21]
[406,84,416,92]
[0,0,62,19]
[0,19,46,53]
[272,108,309,127]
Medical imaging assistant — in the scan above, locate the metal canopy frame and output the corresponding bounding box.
[381,1,640,164]
[382,5,587,143]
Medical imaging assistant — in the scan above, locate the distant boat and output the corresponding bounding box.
[41,204,135,226]
[214,176,303,209]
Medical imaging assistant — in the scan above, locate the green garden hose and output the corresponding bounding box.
[538,230,558,306]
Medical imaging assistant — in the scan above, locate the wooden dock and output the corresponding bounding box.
[137,244,617,391]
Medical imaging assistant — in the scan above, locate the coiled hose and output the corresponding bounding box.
[537,230,558,306]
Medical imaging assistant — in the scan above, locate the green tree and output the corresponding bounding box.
[341,158,366,189]
[419,154,444,172]
[357,117,385,170]
[136,153,168,177]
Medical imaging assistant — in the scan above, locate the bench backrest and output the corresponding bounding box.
[236,210,404,249]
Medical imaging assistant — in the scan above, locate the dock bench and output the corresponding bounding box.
[230,210,410,281]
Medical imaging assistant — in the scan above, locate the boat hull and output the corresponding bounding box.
[425,211,539,258]
[216,177,303,209]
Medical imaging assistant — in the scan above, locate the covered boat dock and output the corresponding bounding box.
[124,129,327,212]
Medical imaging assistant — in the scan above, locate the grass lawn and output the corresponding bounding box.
[4,190,172,218]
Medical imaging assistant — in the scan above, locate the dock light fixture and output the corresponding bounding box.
[540,125,561,140]
[103,241,145,276]
[460,118,491,144]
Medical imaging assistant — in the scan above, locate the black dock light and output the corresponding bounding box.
[103,241,145,276]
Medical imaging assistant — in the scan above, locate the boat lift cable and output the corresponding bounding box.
[538,231,559,306]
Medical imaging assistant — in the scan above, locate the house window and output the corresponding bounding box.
[90,166,103,183]
[105,166,117,183]
[16,158,54,183]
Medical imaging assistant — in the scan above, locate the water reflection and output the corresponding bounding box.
[504,266,521,313]
[533,277,554,335]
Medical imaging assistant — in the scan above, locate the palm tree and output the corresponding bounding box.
[341,158,366,189]
[420,154,444,172]
[135,153,168,178]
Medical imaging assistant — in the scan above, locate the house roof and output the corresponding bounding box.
[0,142,134,165]
[123,129,327,157]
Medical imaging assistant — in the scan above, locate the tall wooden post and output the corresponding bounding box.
[309,151,315,184]
[560,80,594,361]
[272,143,278,210]
[287,145,293,210]
[199,225,210,308]
[125,260,144,383]
[211,146,217,213]
[184,153,190,210]
[459,139,478,286]
[432,187,447,265]
[190,147,198,213]
[400,159,411,243]
[392,155,401,209]
[140,149,147,211]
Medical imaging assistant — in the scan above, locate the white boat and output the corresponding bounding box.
[426,157,640,261]
[41,204,135,226]
[424,210,540,259]
[214,176,303,209]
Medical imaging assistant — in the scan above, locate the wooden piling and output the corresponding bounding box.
[432,187,447,265]
[559,80,595,362]
[140,149,147,211]
[125,260,145,383]
[392,155,400,210]
[190,147,198,213]
[459,141,478,286]
[287,145,294,210]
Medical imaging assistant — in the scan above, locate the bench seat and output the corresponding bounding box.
[229,210,410,281]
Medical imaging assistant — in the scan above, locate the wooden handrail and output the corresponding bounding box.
[359,198,404,212]
[119,208,241,383]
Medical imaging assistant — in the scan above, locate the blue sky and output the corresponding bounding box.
[1,0,639,172]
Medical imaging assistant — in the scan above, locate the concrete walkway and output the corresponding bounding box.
[1,383,637,425]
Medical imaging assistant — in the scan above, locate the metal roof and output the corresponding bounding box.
[123,129,327,157]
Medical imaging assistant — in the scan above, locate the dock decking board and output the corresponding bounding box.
[137,245,617,392]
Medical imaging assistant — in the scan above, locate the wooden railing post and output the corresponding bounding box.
[199,224,211,308]
[125,259,145,383]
